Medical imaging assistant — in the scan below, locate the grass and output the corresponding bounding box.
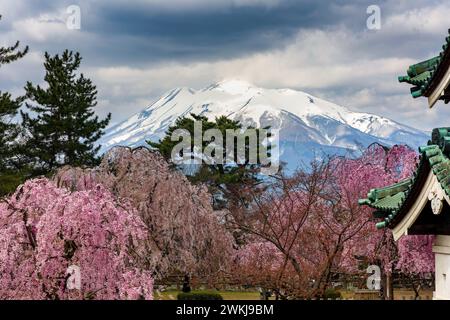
[220,291,263,300]
[154,290,262,300]
[336,289,434,300]
[154,289,434,300]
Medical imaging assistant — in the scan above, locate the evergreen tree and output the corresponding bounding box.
[0,15,28,67]
[22,50,111,174]
[0,15,29,195]
[149,114,276,209]
[0,93,22,169]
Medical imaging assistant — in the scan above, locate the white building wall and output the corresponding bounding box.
[433,235,450,300]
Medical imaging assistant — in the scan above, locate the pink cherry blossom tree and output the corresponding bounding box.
[396,235,435,299]
[229,160,337,298]
[339,144,434,299]
[231,144,434,299]
[0,179,153,300]
[232,240,287,299]
[54,147,234,286]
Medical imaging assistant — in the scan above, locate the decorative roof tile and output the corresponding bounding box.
[398,30,450,100]
[359,128,450,229]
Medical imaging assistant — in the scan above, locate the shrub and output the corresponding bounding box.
[323,288,342,300]
[177,291,224,300]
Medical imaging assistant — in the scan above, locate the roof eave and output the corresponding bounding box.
[425,58,450,108]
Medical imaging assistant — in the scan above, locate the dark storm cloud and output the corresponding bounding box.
[2,0,445,67]
[78,0,337,65]
[73,0,448,66]
[0,0,392,66]
[2,0,450,129]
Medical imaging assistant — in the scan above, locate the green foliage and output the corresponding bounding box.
[0,169,32,197]
[323,288,342,300]
[177,291,224,300]
[149,114,274,209]
[0,93,22,169]
[0,15,29,195]
[0,16,28,66]
[21,50,111,175]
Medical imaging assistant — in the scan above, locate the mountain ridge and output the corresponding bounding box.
[98,79,428,170]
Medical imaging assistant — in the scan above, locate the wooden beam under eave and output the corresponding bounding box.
[392,170,435,241]
[428,90,444,108]
[428,60,450,108]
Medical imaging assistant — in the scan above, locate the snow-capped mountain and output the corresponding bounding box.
[98,80,428,170]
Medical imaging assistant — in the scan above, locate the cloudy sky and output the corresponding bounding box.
[1,0,450,130]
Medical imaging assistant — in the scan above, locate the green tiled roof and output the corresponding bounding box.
[359,127,450,229]
[398,30,450,100]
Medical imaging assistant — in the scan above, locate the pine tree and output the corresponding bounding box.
[149,114,274,209]
[0,15,28,67]
[0,15,29,195]
[22,50,111,174]
[0,93,22,169]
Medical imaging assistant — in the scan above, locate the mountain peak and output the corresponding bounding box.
[209,79,256,95]
[99,81,427,171]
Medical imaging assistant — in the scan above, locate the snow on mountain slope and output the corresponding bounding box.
[98,80,428,170]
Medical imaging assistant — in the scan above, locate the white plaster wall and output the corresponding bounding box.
[433,235,450,300]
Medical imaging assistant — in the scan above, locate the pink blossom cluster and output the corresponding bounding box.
[338,144,435,275]
[0,178,153,300]
[233,144,435,295]
[54,147,234,280]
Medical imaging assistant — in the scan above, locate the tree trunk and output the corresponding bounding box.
[412,280,421,300]
[386,273,394,300]
[379,272,385,300]
[182,274,191,293]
